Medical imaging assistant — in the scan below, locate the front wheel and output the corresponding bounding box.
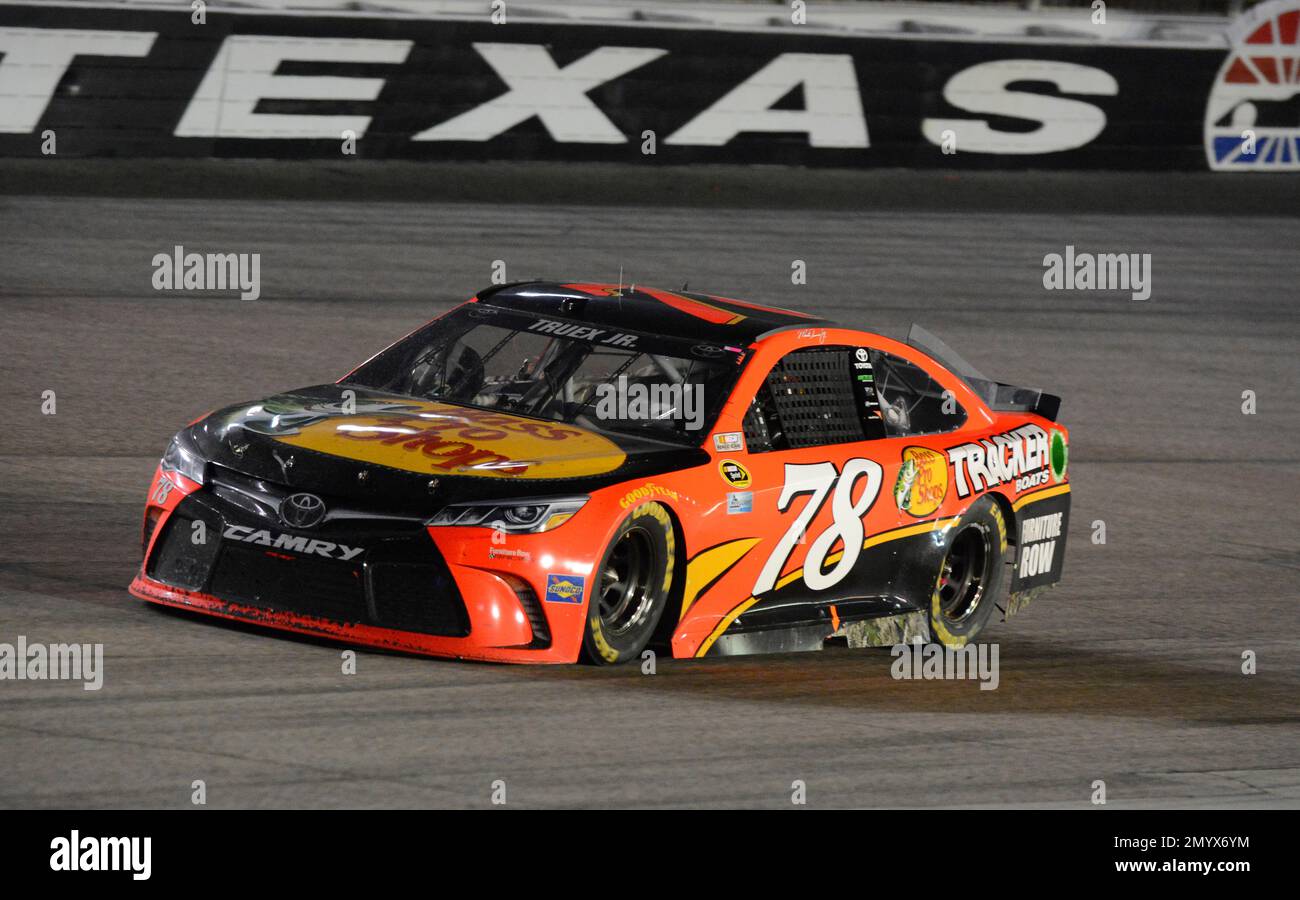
[581,501,676,665]
[928,496,1008,647]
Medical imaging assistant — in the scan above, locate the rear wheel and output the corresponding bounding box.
[582,502,675,665]
[929,497,1008,647]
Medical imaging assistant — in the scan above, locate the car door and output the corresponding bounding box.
[734,344,906,609]
[681,338,978,656]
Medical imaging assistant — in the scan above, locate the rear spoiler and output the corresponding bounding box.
[905,324,1062,423]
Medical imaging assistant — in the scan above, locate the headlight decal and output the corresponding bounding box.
[160,430,207,486]
[427,496,587,533]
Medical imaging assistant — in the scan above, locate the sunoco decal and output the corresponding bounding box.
[544,573,586,604]
[947,424,1050,499]
[893,446,948,517]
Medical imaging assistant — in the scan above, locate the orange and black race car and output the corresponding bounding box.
[131,282,1071,664]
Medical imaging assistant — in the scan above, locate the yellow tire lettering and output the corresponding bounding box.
[929,580,968,648]
[634,501,675,598]
[589,500,674,661]
[589,615,619,663]
[989,503,1008,554]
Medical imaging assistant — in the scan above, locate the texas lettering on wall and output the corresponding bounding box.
[0,4,1222,168]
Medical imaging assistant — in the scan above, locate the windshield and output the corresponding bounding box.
[343,305,746,444]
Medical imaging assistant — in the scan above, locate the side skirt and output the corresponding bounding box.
[702,597,924,657]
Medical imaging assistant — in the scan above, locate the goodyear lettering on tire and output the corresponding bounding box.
[989,502,1008,554]
[589,615,620,663]
[638,500,676,600]
[929,580,967,648]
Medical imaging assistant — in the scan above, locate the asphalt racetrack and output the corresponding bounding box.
[1,165,1298,808]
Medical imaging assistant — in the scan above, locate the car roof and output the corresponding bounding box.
[475,281,835,344]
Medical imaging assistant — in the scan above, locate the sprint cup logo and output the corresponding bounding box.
[1205,0,1300,170]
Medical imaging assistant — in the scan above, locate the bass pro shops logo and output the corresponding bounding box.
[893,446,949,517]
[1206,0,1300,170]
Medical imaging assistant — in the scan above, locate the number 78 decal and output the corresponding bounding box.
[752,459,883,596]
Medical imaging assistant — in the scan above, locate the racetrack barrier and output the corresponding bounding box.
[1,0,1296,171]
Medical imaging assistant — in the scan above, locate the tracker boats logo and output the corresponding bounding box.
[947,424,1050,499]
[1205,0,1300,171]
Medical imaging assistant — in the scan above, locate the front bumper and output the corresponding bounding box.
[131,467,590,663]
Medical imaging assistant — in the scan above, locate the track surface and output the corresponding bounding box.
[1,188,1298,808]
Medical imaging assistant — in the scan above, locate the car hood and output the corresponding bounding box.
[191,385,707,514]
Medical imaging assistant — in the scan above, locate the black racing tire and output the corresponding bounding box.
[928,496,1009,647]
[581,501,676,666]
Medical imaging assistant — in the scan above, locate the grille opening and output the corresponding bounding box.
[499,573,551,649]
[147,494,470,639]
[211,544,367,624]
[146,511,221,591]
[366,560,469,638]
[142,506,164,559]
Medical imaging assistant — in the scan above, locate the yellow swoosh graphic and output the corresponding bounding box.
[681,538,762,619]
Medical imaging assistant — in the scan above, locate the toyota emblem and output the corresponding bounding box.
[280,492,327,529]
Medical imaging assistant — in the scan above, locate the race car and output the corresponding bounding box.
[130,281,1071,664]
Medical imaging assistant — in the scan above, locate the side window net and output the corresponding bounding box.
[742,389,776,452]
[764,348,865,449]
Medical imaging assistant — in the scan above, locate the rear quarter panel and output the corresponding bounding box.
[614,328,1070,658]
